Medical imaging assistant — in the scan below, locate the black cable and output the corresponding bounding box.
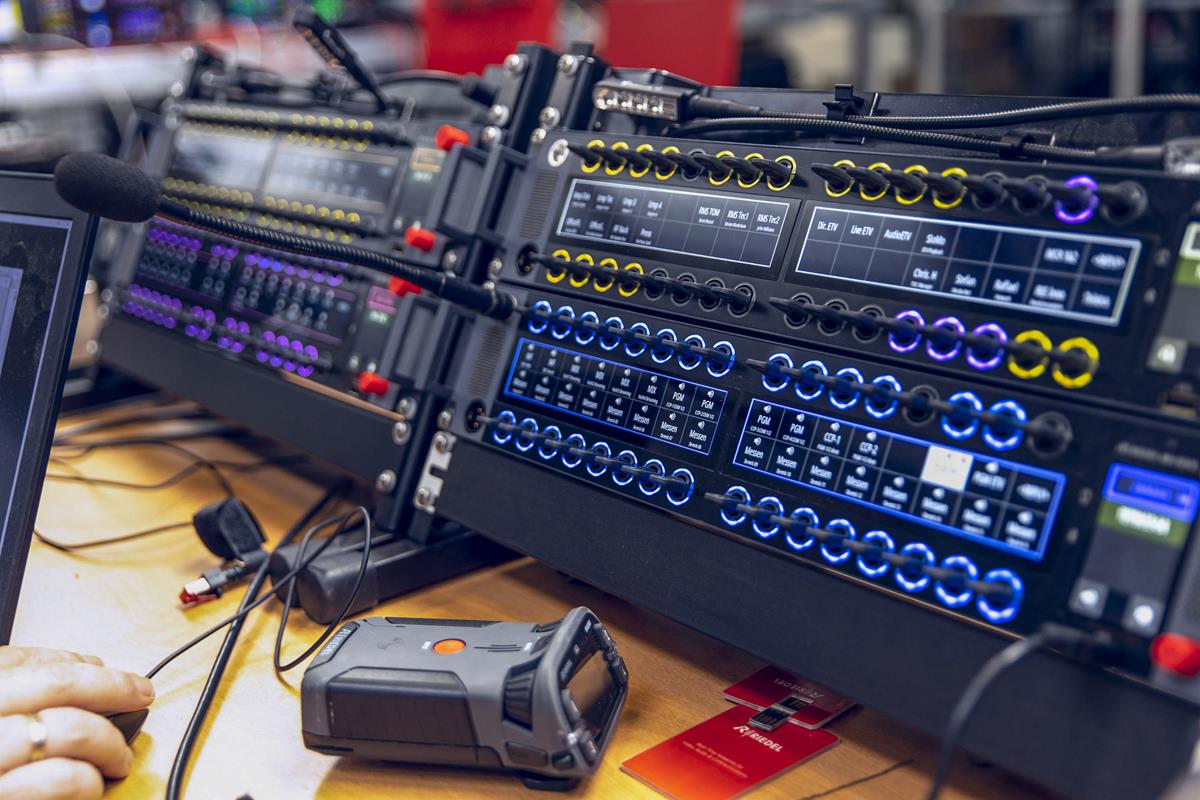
[158,199,516,321]
[744,93,1200,131]
[43,451,305,496]
[926,632,1047,799]
[272,507,372,672]
[53,425,246,453]
[160,483,352,800]
[798,758,914,800]
[52,399,193,444]
[668,117,1108,164]
[376,69,462,86]
[33,521,194,553]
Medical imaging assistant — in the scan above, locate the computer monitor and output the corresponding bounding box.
[0,171,94,644]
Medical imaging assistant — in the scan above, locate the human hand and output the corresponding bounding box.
[0,647,154,799]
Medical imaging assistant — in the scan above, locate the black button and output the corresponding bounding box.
[595,624,614,649]
[506,741,549,768]
[552,751,576,770]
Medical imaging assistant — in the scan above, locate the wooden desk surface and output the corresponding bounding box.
[13,402,1052,800]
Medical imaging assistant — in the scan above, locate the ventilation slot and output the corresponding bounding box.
[519,170,559,241]
[468,322,507,398]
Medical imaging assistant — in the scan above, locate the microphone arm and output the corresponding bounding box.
[157,198,516,321]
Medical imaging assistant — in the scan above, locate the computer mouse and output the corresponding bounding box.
[107,709,150,744]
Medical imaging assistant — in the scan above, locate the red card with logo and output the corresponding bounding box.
[621,705,839,800]
[724,666,856,730]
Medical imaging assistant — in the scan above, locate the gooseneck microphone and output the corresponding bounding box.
[53,152,516,320]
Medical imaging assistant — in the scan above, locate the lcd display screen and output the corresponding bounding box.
[503,338,727,454]
[566,651,617,740]
[263,145,399,212]
[555,179,791,269]
[734,398,1066,561]
[0,265,19,382]
[171,127,272,192]
[795,205,1140,326]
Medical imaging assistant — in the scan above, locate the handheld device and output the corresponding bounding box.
[300,606,627,790]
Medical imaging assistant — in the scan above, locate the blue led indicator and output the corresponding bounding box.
[1102,464,1200,523]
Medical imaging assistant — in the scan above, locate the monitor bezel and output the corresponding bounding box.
[0,171,95,644]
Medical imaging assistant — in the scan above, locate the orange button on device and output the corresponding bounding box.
[388,276,423,297]
[433,639,466,655]
[404,226,437,252]
[357,371,390,397]
[435,124,471,152]
[1152,633,1200,677]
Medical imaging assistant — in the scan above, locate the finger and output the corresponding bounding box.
[0,708,132,778]
[0,648,103,670]
[0,664,154,717]
[0,758,103,800]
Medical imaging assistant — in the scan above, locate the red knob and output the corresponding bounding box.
[435,124,471,152]
[404,226,436,252]
[357,371,390,397]
[1151,633,1200,677]
[387,276,422,297]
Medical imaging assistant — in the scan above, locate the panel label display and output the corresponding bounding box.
[263,145,399,212]
[503,338,727,454]
[555,179,791,268]
[733,398,1066,561]
[1098,463,1200,549]
[795,205,1141,326]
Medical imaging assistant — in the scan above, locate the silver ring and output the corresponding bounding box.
[24,713,48,763]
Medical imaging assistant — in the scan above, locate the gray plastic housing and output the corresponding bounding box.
[300,607,627,788]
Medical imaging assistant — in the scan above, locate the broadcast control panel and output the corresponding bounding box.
[99,44,563,531]
[438,126,1200,704]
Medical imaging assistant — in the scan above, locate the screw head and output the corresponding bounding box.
[503,53,527,75]
[538,106,561,128]
[558,54,579,75]
[415,486,434,507]
[548,138,569,167]
[531,127,547,144]
[442,250,460,270]
[433,432,451,453]
[487,257,504,279]
[437,409,453,429]
[397,396,415,418]
[487,104,511,126]
[392,420,410,444]
[375,469,397,493]
[480,125,502,145]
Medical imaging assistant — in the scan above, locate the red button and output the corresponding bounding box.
[357,371,390,397]
[404,226,436,252]
[387,276,422,297]
[1151,633,1200,677]
[433,638,466,655]
[435,124,471,152]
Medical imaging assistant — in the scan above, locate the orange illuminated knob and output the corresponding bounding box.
[404,226,436,252]
[433,638,466,655]
[1151,633,1200,677]
[435,124,471,152]
[357,371,390,397]
[388,276,423,297]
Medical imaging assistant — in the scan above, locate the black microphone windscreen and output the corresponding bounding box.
[53,152,161,223]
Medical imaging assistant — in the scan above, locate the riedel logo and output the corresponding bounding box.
[772,677,824,700]
[732,725,783,752]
